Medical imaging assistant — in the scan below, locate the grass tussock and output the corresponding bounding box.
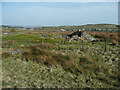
[88,32,119,40]
[21,44,77,70]
[88,32,120,45]
[2,40,13,48]
[78,54,119,86]
[2,52,12,59]
[78,54,109,75]
[21,44,111,78]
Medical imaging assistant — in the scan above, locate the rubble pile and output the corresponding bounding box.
[67,30,96,42]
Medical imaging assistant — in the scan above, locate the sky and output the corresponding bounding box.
[1,0,120,2]
[2,2,118,26]
[0,2,2,26]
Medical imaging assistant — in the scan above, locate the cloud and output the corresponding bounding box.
[1,0,120,2]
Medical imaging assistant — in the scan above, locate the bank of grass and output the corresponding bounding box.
[21,44,77,69]
[3,57,107,88]
[22,44,119,87]
[2,43,119,88]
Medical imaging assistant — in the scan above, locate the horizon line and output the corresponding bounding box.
[1,23,118,27]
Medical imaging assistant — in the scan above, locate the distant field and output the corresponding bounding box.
[36,24,118,30]
[2,24,118,31]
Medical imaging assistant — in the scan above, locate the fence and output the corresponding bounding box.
[2,38,110,53]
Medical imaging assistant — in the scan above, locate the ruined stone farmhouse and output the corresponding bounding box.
[67,30,96,42]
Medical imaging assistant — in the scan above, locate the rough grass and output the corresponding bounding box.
[2,44,119,88]
[2,52,12,59]
[3,57,110,88]
[88,32,120,45]
[2,30,120,88]
[20,44,119,88]
[21,44,77,70]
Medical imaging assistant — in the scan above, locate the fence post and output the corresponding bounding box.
[105,39,107,52]
[13,40,15,47]
[42,40,44,47]
[25,41,27,47]
[82,40,84,51]
[64,40,66,44]
[58,40,60,50]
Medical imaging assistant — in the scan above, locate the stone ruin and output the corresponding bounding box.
[67,30,96,42]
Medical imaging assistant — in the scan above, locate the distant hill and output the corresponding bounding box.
[79,24,117,29]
